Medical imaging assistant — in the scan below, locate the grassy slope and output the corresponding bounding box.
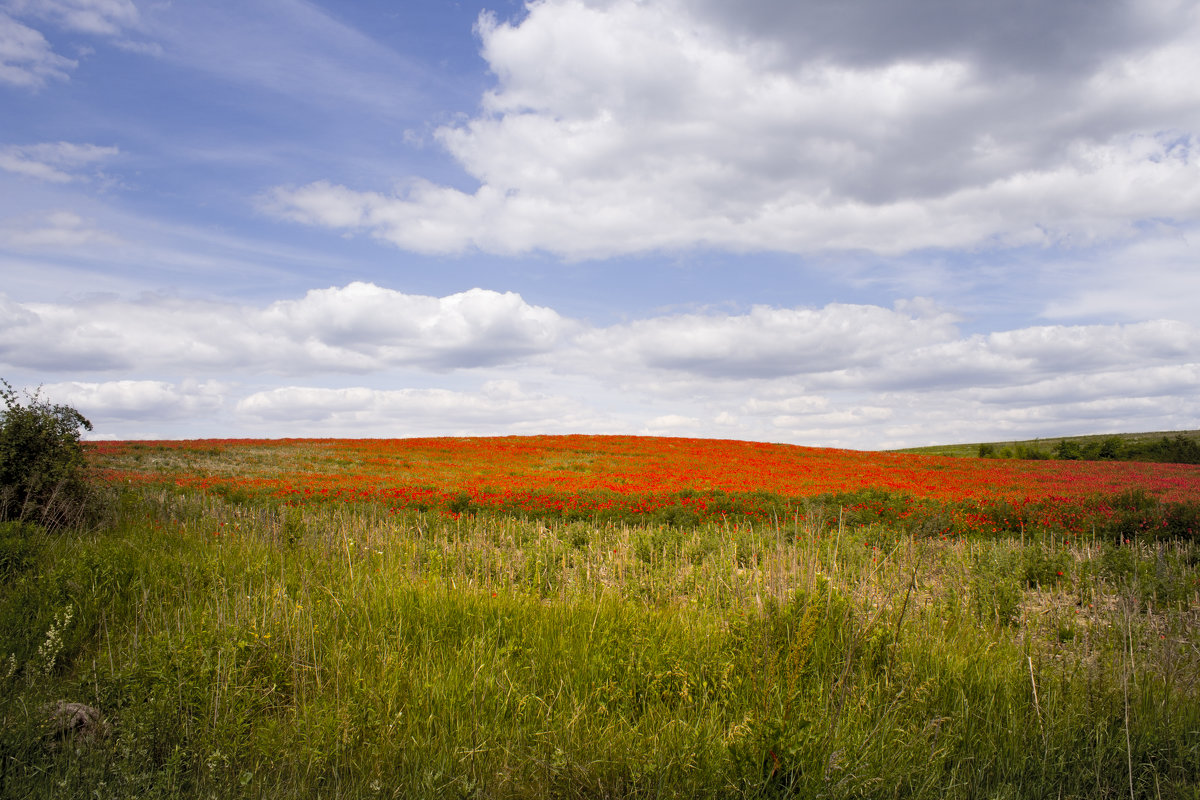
[893,429,1200,458]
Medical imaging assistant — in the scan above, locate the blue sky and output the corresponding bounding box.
[2,0,1199,448]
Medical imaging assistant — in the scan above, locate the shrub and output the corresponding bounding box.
[1013,442,1049,460]
[1054,439,1083,460]
[0,380,96,528]
[1095,436,1125,460]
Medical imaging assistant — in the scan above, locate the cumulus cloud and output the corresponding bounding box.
[579,307,1200,446]
[795,320,1200,394]
[0,283,574,374]
[569,302,1200,399]
[264,0,1200,259]
[6,285,1198,394]
[41,379,225,421]
[581,299,961,379]
[260,282,571,369]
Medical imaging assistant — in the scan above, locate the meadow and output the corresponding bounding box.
[2,435,1199,798]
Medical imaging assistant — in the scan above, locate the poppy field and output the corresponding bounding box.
[2,435,1199,798]
[91,434,1200,540]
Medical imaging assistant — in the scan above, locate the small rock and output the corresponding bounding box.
[44,700,110,748]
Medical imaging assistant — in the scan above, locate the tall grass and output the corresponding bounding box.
[1,488,1198,798]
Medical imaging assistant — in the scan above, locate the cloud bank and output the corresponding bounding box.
[4,283,1197,446]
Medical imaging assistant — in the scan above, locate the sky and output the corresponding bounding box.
[2,0,1199,449]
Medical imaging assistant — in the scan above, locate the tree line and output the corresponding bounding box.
[978,433,1200,464]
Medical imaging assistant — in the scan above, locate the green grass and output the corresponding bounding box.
[2,487,1198,798]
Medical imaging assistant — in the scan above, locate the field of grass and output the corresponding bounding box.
[2,437,1199,798]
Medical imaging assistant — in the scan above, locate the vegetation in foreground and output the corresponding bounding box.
[0,379,98,529]
[2,486,1199,799]
[3,408,1198,798]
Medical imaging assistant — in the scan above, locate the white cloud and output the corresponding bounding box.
[6,284,1198,397]
[264,0,1200,260]
[1039,230,1200,321]
[0,283,574,374]
[0,10,74,87]
[41,379,225,421]
[967,364,1200,406]
[5,0,140,36]
[788,320,1200,393]
[235,380,584,434]
[581,299,961,379]
[0,142,119,182]
[6,283,1199,446]
[1,0,148,88]
[260,283,575,369]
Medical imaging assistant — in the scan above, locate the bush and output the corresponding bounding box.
[1054,439,1083,460]
[0,380,96,528]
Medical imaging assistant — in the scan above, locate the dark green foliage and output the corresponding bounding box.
[0,380,96,528]
[1054,439,1083,460]
[1053,434,1198,464]
[1096,436,1125,460]
[909,431,1200,464]
[0,522,41,579]
[653,502,701,528]
[1020,543,1070,588]
[1128,434,1200,464]
[1012,441,1050,460]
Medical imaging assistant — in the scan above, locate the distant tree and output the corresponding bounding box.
[0,379,95,528]
[1135,435,1200,465]
[1096,437,1124,460]
[1162,435,1200,464]
[1014,442,1049,460]
[977,443,996,458]
[1055,440,1083,460]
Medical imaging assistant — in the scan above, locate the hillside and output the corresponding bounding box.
[894,429,1200,462]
